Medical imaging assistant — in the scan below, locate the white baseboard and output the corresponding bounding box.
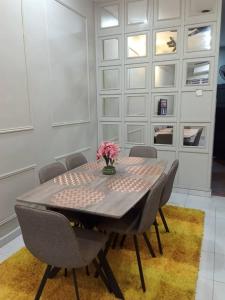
[0,226,21,248]
[173,187,211,197]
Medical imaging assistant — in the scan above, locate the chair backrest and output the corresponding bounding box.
[160,160,179,207]
[15,205,85,268]
[137,175,166,233]
[39,162,66,184]
[129,146,157,159]
[65,152,88,171]
[155,133,173,145]
[192,128,203,146]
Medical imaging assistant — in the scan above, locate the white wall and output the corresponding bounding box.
[0,0,97,246]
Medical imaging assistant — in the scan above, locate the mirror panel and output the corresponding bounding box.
[156,30,178,55]
[187,25,212,52]
[100,5,119,28]
[153,95,175,116]
[158,0,181,20]
[127,0,148,25]
[126,95,146,117]
[127,124,145,144]
[101,97,120,118]
[186,61,210,86]
[127,66,146,89]
[103,38,119,60]
[154,64,176,88]
[154,125,174,145]
[102,69,120,90]
[102,123,120,143]
[183,126,206,147]
[127,34,147,58]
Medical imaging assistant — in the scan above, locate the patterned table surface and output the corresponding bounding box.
[17,157,168,219]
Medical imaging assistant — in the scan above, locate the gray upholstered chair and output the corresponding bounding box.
[15,205,124,300]
[39,162,66,184]
[65,152,88,171]
[97,175,166,292]
[159,160,179,233]
[129,146,157,159]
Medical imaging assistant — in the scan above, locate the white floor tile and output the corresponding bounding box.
[198,251,214,280]
[168,192,187,206]
[215,217,225,255]
[185,195,215,215]
[215,207,225,220]
[0,235,24,263]
[213,281,225,300]
[214,253,225,283]
[202,222,215,253]
[212,196,225,210]
[195,277,213,300]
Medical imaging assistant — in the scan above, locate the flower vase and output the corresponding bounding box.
[102,165,116,175]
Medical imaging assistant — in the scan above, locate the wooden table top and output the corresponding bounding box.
[155,128,198,139]
[17,157,168,219]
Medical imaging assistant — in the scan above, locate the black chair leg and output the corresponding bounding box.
[112,233,119,249]
[159,208,170,233]
[93,259,112,293]
[35,265,51,300]
[95,233,114,278]
[85,266,90,276]
[48,266,61,279]
[133,235,146,292]
[154,221,163,255]
[98,250,124,299]
[64,268,68,277]
[143,232,156,258]
[120,234,127,249]
[72,269,80,300]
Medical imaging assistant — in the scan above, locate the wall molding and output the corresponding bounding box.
[0,125,34,134]
[0,214,16,227]
[0,164,36,181]
[55,147,91,161]
[0,226,21,248]
[45,0,91,128]
[52,120,90,128]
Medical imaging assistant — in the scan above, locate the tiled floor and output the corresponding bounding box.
[1,192,225,300]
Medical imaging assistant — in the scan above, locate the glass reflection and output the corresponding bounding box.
[102,97,120,118]
[127,35,147,58]
[102,124,119,143]
[127,0,148,25]
[186,61,210,85]
[187,26,212,51]
[183,126,205,147]
[126,96,145,117]
[127,67,146,89]
[154,64,175,88]
[127,124,145,144]
[103,38,119,60]
[156,30,177,55]
[102,69,120,90]
[100,5,119,28]
[154,125,173,145]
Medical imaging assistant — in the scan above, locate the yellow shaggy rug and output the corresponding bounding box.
[0,206,204,300]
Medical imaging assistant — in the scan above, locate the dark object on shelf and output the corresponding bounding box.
[201,9,211,13]
[158,99,167,115]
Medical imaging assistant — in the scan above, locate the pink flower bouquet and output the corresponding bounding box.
[97,141,120,174]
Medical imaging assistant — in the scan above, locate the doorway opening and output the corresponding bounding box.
[212,1,225,196]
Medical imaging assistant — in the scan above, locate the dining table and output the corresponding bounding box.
[16,156,168,219]
[16,156,168,299]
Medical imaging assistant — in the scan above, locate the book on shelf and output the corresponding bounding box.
[158,99,167,115]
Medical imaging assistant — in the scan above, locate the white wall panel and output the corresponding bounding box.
[0,0,32,132]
